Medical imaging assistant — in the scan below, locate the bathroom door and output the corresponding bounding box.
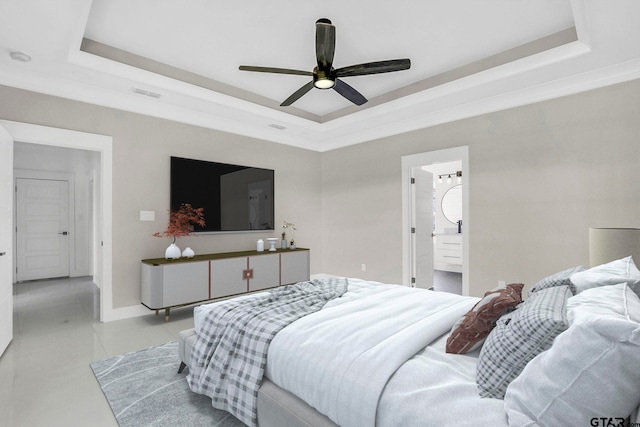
[411,168,434,288]
[0,124,13,357]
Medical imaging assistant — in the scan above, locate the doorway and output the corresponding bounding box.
[14,144,100,284]
[0,119,113,323]
[422,161,463,294]
[401,146,469,295]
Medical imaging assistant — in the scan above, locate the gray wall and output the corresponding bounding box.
[322,78,640,295]
[2,76,640,307]
[0,85,323,308]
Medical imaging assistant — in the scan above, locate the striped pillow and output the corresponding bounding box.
[476,284,571,399]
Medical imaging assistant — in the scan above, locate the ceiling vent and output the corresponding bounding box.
[9,51,31,62]
[131,87,162,98]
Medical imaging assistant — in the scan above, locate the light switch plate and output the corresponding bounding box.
[140,210,155,221]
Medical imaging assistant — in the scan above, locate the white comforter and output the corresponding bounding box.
[195,278,509,427]
[265,279,507,427]
[377,333,509,427]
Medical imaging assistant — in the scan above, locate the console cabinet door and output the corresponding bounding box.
[210,257,248,298]
[163,261,209,307]
[141,263,163,308]
[280,251,310,285]
[248,254,279,292]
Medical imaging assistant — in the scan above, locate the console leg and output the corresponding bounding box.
[178,361,187,374]
[164,308,170,322]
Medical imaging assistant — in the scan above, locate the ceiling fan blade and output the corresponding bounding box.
[333,79,367,106]
[315,19,335,71]
[280,81,315,106]
[239,65,313,76]
[335,59,411,77]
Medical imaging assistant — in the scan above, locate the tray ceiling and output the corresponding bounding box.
[1,1,640,151]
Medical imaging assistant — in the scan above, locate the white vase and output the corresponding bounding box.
[266,237,279,251]
[165,243,181,259]
[182,247,195,258]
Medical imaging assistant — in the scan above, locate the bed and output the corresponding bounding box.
[181,256,640,427]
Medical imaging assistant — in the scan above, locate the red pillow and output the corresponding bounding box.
[445,283,524,354]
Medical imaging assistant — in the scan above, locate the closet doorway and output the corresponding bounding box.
[401,146,469,295]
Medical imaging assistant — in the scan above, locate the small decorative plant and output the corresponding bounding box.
[154,203,205,243]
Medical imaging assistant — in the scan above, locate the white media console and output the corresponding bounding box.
[141,248,310,320]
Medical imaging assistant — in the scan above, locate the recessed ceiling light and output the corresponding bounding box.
[9,51,31,62]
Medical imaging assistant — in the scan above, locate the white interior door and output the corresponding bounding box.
[412,168,434,289]
[0,124,13,357]
[16,178,70,281]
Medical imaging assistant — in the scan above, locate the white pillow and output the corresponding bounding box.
[567,282,640,325]
[570,256,640,294]
[504,287,640,426]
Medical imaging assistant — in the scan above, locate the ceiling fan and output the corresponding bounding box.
[239,18,411,107]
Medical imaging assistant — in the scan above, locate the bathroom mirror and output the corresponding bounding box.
[442,184,462,224]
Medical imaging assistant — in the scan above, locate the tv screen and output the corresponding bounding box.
[170,156,274,232]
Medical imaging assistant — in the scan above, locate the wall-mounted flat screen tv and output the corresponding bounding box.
[170,156,274,232]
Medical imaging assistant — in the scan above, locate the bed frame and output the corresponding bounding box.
[178,328,338,427]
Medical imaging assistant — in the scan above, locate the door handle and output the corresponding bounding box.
[0,252,6,256]
[59,231,69,235]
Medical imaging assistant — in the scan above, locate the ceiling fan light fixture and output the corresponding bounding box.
[313,67,336,89]
[313,78,335,89]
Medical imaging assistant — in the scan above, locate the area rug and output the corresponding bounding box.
[90,341,245,427]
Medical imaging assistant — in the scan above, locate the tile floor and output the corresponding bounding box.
[0,277,196,427]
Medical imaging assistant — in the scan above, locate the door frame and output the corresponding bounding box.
[0,120,114,322]
[401,146,470,295]
[14,171,75,281]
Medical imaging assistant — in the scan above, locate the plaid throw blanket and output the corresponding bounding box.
[187,278,348,427]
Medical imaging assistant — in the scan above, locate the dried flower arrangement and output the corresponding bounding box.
[153,203,205,242]
[282,221,297,248]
